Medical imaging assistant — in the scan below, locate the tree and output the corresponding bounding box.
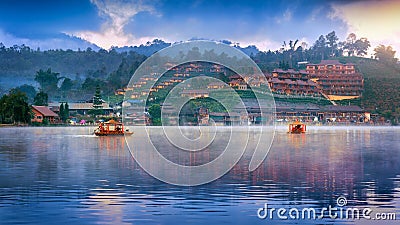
[106,53,145,94]
[148,104,161,125]
[34,68,61,94]
[186,47,202,61]
[382,110,394,123]
[89,85,104,116]
[81,77,107,93]
[374,44,397,63]
[341,33,371,57]
[93,85,103,109]
[60,78,73,92]
[326,31,339,57]
[278,61,290,70]
[344,33,357,56]
[33,91,48,106]
[14,84,37,103]
[0,90,30,124]
[284,39,299,68]
[0,94,12,124]
[10,90,30,124]
[59,103,65,121]
[64,102,69,119]
[313,35,327,60]
[59,102,70,122]
[354,38,370,56]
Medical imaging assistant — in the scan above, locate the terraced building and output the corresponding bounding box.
[306,60,364,100]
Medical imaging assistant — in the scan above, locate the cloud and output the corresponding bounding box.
[330,0,400,57]
[275,8,292,24]
[71,0,158,49]
[308,6,323,22]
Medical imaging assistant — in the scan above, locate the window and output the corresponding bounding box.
[37,115,42,119]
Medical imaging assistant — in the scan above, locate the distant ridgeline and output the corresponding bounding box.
[0,44,143,90]
[0,40,259,96]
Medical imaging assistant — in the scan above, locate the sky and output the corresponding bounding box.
[0,0,399,57]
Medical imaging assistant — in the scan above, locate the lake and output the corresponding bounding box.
[0,126,399,224]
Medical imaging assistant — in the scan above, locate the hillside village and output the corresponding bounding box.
[1,33,399,126]
[121,60,372,126]
[2,56,398,126]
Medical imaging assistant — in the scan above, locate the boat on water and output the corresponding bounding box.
[94,119,133,136]
[288,121,306,134]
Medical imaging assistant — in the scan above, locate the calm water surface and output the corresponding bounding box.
[0,126,399,224]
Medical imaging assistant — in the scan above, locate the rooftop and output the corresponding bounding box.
[273,69,308,74]
[32,106,59,117]
[48,102,112,110]
[321,105,364,112]
[307,60,355,66]
[207,82,226,86]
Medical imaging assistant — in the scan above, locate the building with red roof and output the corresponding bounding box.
[31,105,60,124]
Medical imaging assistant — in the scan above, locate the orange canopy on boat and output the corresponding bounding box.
[104,119,120,124]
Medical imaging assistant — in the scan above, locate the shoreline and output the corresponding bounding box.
[0,124,98,128]
[0,124,396,128]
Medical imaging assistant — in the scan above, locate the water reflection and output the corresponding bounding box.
[0,126,399,224]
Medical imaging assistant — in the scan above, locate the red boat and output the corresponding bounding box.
[288,121,306,133]
[94,119,133,136]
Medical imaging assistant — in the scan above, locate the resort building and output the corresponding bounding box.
[31,105,60,124]
[48,102,113,116]
[268,69,322,96]
[114,89,125,96]
[130,92,140,99]
[180,90,210,99]
[306,60,364,100]
[274,102,367,123]
[207,82,226,89]
[209,112,242,126]
[231,99,369,124]
[210,64,224,73]
[228,79,242,88]
[238,83,248,90]
[228,75,249,90]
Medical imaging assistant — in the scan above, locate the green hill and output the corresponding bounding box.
[335,57,400,114]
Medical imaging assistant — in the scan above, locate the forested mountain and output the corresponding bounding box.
[0,44,129,89]
[0,44,147,102]
[112,39,261,57]
[337,56,400,115]
[0,32,399,118]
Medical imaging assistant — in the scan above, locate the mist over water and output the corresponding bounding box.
[0,126,399,224]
